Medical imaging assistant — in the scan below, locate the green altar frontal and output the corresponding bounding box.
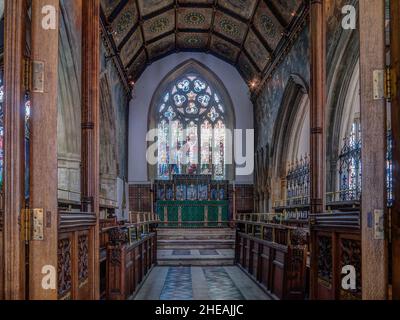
[156,200,229,228]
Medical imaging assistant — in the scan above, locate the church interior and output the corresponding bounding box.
[0,0,399,301]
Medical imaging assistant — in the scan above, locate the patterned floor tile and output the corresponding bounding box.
[160,267,193,300]
[203,267,245,300]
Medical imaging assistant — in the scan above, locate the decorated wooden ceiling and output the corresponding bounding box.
[101,0,305,87]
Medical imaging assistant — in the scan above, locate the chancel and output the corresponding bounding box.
[0,0,399,301]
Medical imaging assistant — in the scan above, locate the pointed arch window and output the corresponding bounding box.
[156,73,229,180]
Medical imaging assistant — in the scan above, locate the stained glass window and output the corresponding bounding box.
[156,74,227,180]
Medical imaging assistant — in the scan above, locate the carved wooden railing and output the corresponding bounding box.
[235,216,308,300]
[310,211,361,300]
[106,221,157,300]
[57,211,96,300]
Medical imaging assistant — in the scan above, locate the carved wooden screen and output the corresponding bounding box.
[58,212,96,300]
[311,212,361,300]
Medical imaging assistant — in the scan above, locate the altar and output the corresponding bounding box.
[154,175,230,228]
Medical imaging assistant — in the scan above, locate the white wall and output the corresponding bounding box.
[128,52,254,184]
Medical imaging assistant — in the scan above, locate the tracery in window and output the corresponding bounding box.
[338,119,362,201]
[156,73,228,180]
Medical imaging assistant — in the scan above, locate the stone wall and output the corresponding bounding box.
[57,0,129,217]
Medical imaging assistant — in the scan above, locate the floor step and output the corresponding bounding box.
[158,239,235,250]
[157,228,236,241]
[157,249,235,267]
[158,234,235,241]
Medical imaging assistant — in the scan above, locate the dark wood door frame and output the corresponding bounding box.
[390,0,400,300]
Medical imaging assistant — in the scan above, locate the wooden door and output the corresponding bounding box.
[2,0,28,300]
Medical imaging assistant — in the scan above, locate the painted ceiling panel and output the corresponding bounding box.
[269,0,303,25]
[147,33,176,60]
[101,0,120,17]
[238,52,258,82]
[210,35,240,62]
[253,0,285,51]
[137,0,174,17]
[217,0,258,20]
[142,10,176,42]
[213,11,248,44]
[177,32,209,49]
[101,0,306,86]
[177,8,213,30]
[119,28,143,66]
[178,0,215,4]
[127,49,147,78]
[244,29,270,71]
[110,0,138,47]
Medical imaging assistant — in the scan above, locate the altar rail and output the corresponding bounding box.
[235,216,308,300]
[156,201,229,228]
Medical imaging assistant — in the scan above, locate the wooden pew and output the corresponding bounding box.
[235,215,308,300]
[106,220,157,300]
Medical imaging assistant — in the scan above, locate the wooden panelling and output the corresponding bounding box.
[310,212,362,300]
[106,233,157,300]
[390,0,400,300]
[58,212,97,300]
[235,184,254,213]
[129,184,151,212]
[359,0,388,299]
[29,0,60,300]
[3,0,27,300]
[236,232,307,300]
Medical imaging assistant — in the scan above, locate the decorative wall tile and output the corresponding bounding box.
[138,0,174,17]
[120,28,143,66]
[177,32,209,49]
[244,29,270,71]
[177,8,213,30]
[217,0,258,20]
[210,35,240,62]
[111,0,138,47]
[213,11,248,44]
[253,0,284,50]
[143,10,176,42]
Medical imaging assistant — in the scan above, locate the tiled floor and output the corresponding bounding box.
[135,266,270,300]
[158,249,235,260]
